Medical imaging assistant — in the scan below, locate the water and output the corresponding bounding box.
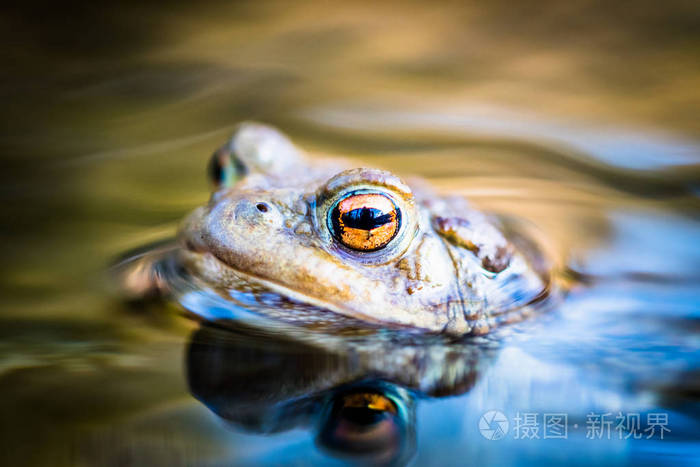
[1,1,699,465]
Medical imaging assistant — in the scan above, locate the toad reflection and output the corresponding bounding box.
[186,325,499,465]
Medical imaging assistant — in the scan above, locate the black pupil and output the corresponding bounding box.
[339,405,391,425]
[208,155,224,183]
[342,208,392,231]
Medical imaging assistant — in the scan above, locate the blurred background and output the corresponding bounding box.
[0,1,698,465]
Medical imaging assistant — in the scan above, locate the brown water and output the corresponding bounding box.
[1,1,699,465]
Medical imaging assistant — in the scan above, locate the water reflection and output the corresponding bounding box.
[186,324,498,465]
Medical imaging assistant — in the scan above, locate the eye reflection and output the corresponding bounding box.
[317,387,408,461]
[330,192,401,251]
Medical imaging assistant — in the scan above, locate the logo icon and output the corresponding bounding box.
[479,410,509,440]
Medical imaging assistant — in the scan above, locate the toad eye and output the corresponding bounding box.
[330,192,401,252]
[207,147,247,189]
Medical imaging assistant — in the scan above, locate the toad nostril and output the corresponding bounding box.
[256,202,269,213]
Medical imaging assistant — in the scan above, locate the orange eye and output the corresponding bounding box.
[330,192,401,251]
[340,392,398,414]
